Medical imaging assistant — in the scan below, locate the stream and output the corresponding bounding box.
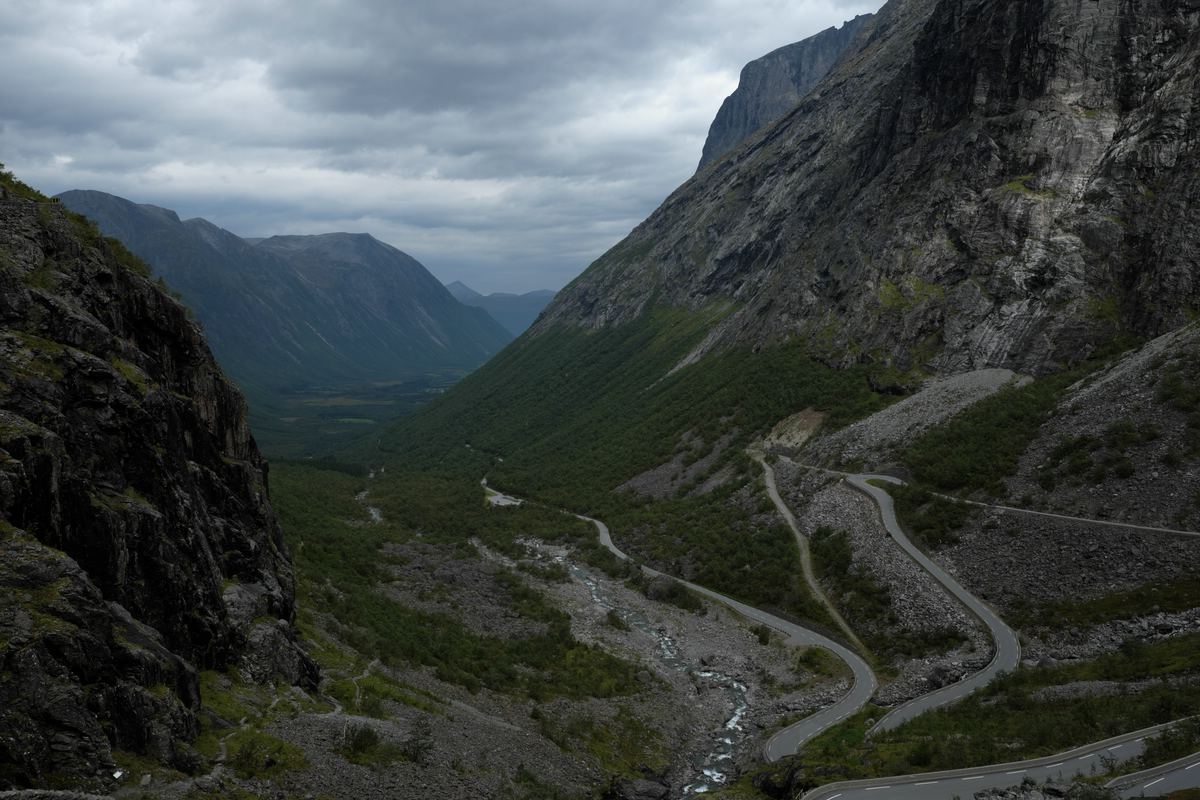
[555,555,751,795]
[486,480,752,793]
[356,470,384,523]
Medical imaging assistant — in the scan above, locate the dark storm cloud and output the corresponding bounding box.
[0,0,882,293]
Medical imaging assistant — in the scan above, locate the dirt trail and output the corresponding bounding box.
[751,450,869,656]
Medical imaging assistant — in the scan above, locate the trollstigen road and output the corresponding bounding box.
[481,465,1200,798]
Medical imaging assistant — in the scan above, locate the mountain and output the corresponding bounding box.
[445,280,556,335]
[56,191,512,390]
[539,0,1199,384]
[385,0,1200,518]
[54,191,513,454]
[372,5,1200,791]
[0,170,314,790]
[697,13,874,171]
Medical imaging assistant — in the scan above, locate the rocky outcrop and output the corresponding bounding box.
[0,177,316,790]
[540,0,1200,382]
[697,14,874,170]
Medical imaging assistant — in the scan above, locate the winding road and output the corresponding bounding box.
[482,472,1200,797]
[845,474,1021,733]
[797,721,1196,800]
[756,457,1021,732]
[482,481,877,761]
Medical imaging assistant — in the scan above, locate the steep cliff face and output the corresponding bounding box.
[0,176,315,789]
[697,14,875,171]
[542,0,1200,381]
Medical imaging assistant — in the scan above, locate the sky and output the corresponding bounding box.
[1,0,881,293]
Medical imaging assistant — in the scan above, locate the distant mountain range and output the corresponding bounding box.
[445,280,555,335]
[56,190,513,454]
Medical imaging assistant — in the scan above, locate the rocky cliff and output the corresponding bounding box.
[0,174,315,790]
[542,0,1200,383]
[697,14,874,170]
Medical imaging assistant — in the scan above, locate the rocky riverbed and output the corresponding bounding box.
[501,538,855,797]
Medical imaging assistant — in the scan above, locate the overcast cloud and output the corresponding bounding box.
[1,0,880,293]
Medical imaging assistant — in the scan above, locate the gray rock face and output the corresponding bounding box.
[541,0,1200,382]
[697,14,874,171]
[0,183,316,790]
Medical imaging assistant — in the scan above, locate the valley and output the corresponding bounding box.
[3,0,1200,798]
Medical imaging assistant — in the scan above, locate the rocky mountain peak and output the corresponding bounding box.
[540,0,1200,383]
[697,13,875,171]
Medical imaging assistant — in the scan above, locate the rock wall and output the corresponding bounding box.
[697,14,874,171]
[0,184,315,790]
[541,0,1200,382]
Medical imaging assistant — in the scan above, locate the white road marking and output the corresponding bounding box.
[827,795,841,799]
[1046,762,1063,768]
[1145,777,1165,788]
[915,781,938,786]
[1108,745,1123,751]
[865,786,890,791]
[1006,770,1026,775]
[962,776,984,781]
[1187,762,1200,770]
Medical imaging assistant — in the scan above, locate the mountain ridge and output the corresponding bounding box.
[57,190,512,393]
[537,0,1200,383]
[56,190,514,454]
[446,279,556,336]
[697,13,875,170]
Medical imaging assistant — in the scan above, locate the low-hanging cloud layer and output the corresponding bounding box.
[1,0,880,292]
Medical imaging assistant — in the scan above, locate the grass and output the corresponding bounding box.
[1137,718,1200,772]
[226,729,307,780]
[1012,572,1200,630]
[792,646,847,684]
[338,723,405,768]
[379,309,888,511]
[1036,419,1159,490]
[532,705,668,778]
[274,463,643,700]
[1,164,151,279]
[888,484,975,549]
[362,308,893,646]
[902,372,1083,497]
[1002,174,1056,199]
[1157,347,1200,461]
[595,478,833,625]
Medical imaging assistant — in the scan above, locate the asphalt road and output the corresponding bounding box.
[1109,748,1200,797]
[798,722,1191,800]
[482,471,1199,796]
[844,474,1022,732]
[482,481,878,762]
[584,508,879,762]
[938,492,1200,538]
